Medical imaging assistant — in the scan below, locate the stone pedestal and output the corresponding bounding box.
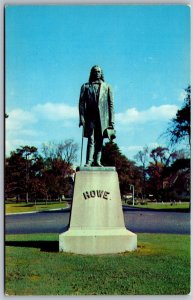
[59,167,137,254]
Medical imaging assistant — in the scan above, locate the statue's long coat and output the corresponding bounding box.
[79,81,114,138]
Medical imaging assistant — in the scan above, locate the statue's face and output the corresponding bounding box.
[92,67,102,80]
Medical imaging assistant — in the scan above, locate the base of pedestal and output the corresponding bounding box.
[59,228,137,255]
[59,169,137,254]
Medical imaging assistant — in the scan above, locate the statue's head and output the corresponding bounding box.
[89,65,104,83]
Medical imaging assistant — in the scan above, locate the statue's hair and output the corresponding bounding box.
[89,65,105,83]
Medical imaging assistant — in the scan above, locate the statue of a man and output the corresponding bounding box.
[79,65,115,167]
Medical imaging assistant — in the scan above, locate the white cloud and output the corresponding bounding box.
[120,142,167,160]
[33,102,78,120]
[19,129,39,136]
[148,142,160,149]
[120,145,144,153]
[6,109,39,155]
[178,89,187,102]
[116,104,178,125]
[5,102,79,155]
[121,143,160,154]
[6,108,37,131]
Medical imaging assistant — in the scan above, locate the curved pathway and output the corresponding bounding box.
[5,207,190,235]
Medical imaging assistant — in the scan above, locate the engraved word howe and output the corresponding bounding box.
[83,190,111,200]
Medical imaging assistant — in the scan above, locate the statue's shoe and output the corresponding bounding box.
[84,162,92,167]
[93,162,103,167]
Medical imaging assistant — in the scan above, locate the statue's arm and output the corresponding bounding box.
[108,85,115,128]
[79,84,86,127]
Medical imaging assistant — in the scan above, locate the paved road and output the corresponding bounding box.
[5,207,190,234]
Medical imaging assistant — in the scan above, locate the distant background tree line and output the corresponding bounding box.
[5,86,190,203]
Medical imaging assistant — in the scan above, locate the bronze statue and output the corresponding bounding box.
[79,65,115,167]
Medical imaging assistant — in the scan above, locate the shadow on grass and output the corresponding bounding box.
[38,208,71,213]
[5,240,59,252]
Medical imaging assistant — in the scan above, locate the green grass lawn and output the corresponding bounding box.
[5,233,190,295]
[6,201,190,214]
[5,202,68,214]
[125,202,190,211]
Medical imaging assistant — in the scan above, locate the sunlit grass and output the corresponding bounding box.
[5,202,68,214]
[6,201,190,214]
[5,233,190,295]
[124,201,190,211]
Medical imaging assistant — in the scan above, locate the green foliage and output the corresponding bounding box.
[166,85,190,146]
[5,138,190,204]
[102,142,143,195]
[5,146,41,202]
[5,141,78,201]
[5,233,190,295]
[134,145,190,201]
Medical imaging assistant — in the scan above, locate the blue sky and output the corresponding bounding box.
[5,5,190,163]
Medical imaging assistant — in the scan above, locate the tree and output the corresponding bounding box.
[5,146,41,202]
[166,85,190,146]
[145,146,190,201]
[41,158,73,200]
[17,146,40,202]
[134,146,149,198]
[61,139,79,164]
[102,142,143,196]
[5,153,26,201]
[41,140,78,199]
[42,139,78,165]
[5,141,77,202]
[147,147,178,199]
